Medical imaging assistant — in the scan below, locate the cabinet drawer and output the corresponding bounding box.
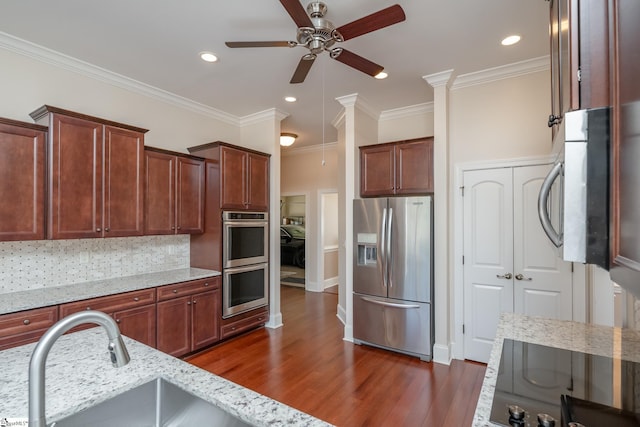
[0,305,59,338]
[59,288,156,317]
[157,277,220,301]
[221,308,268,340]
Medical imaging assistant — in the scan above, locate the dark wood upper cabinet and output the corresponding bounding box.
[144,147,204,235]
[187,141,270,212]
[30,106,147,239]
[360,137,434,197]
[0,118,47,241]
[610,0,640,293]
[548,0,610,136]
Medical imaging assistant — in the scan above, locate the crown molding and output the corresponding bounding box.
[452,56,550,90]
[335,93,379,121]
[239,108,289,126]
[379,102,434,121]
[0,31,242,125]
[281,141,338,157]
[423,69,456,88]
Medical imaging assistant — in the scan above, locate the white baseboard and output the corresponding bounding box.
[432,343,452,365]
[265,312,283,329]
[336,302,346,325]
[323,276,339,289]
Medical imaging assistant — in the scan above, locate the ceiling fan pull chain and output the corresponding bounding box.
[322,55,326,166]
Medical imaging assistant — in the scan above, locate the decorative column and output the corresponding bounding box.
[424,70,455,364]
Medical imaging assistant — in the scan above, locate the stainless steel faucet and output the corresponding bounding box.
[28,310,131,427]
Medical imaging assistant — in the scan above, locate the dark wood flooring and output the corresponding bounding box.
[187,285,486,427]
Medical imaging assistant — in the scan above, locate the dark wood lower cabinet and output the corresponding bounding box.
[0,306,58,351]
[192,289,220,350]
[220,307,268,340]
[156,296,191,357]
[114,304,157,348]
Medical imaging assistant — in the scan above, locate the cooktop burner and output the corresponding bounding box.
[489,339,640,427]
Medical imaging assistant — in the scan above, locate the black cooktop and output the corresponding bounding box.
[489,339,640,427]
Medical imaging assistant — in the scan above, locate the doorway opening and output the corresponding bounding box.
[280,194,306,288]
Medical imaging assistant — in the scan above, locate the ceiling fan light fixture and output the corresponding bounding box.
[501,35,521,46]
[199,51,218,62]
[375,71,388,79]
[280,132,298,146]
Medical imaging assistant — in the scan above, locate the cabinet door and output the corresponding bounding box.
[396,139,434,194]
[247,153,269,211]
[114,304,156,348]
[177,157,204,233]
[49,113,103,239]
[145,150,176,235]
[220,146,248,210]
[360,144,394,197]
[0,121,46,241]
[191,289,220,351]
[156,296,191,357]
[610,0,640,290]
[104,126,144,237]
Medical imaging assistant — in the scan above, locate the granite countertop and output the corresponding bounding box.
[0,267,221,315]
[472,312,640,426]
[0,328,331,426]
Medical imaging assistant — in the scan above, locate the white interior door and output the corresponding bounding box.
[463,164,573,363]
[513,165,573,320]
[463,168,514,363]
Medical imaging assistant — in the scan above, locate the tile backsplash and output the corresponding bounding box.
[0,235,190,293]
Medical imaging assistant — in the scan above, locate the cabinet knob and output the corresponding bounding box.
[177,226,181,230]
[133,297,140,301]
[105,227,110,232]
[258,317,264,321]
[193,300,197,304]
[23,319,30,325]
[86,307,92,310]
[187,301,191,305]
[173,290,178,294]
[96,228,101,232]
[204,282,209,287]
[116,319,121,323]
[171,226,175,230]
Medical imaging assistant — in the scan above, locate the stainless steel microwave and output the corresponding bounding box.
[538,107,610,270]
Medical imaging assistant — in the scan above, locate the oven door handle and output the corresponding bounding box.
[225,262,269,274]
[223,221,269,227]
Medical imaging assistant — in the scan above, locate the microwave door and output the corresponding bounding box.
[538,162,564,248]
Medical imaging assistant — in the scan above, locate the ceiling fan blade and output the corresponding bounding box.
[331,48,384,77]
[279,0,314,28]
[290,55,316,84]
[225,41,293,48]
[335,4,406,41]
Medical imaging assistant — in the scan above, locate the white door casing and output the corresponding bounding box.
[463,165,573,363]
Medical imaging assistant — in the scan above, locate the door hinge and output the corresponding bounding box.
[462,255,465,265]
[463,324,465,334]
[460,186,465,196]
[571,262,574,273]
[577,68,582,82]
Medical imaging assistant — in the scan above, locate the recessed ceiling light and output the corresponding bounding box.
[375,71,388,79]
[501,35,521,46]
[199,51,218,62]
[284,96,297,102]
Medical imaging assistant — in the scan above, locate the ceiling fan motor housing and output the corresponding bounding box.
[296,2,343,54]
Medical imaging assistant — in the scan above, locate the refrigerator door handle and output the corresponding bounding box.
[361,297,420,310]
[380,207,387,288]
[387,207,393,288]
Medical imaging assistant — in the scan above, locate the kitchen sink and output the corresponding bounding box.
[51,377,252,427]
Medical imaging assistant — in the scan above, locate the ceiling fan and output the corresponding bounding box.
[225,0,406,84]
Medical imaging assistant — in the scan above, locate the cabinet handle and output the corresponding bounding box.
[547,114,562,127]
[96,228,101,232]
[23,319,30,325]
[133,297,139,302]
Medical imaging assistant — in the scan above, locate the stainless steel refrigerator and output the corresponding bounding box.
[353,196,434,361]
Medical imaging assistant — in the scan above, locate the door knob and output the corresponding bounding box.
[496,273,512,280]
[515,274,532,281]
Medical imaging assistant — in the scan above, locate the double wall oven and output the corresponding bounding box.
[222,211,269,318]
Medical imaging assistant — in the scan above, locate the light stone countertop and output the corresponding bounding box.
[0,328,332,426]
[472,312,640,426]
[0,267,221,315]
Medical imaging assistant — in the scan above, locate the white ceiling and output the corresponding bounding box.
[0,0,549,148]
